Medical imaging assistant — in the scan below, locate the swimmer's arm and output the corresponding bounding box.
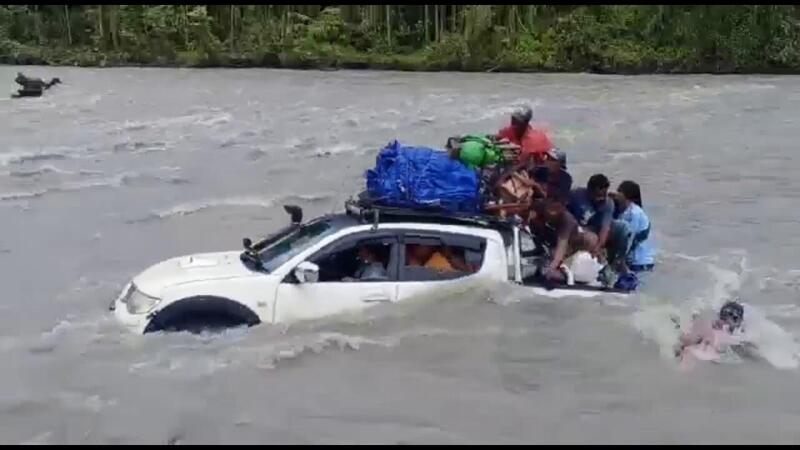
[679,332,701,347]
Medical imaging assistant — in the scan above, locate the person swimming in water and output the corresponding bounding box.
[673,301,748,359]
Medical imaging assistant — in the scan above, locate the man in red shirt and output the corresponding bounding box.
[496,106,554,168]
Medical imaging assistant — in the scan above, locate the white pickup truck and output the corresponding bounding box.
[111,201,628,334]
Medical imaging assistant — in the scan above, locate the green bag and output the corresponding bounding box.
[457,135,502,169]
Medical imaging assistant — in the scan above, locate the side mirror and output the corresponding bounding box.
[294,261,319,284]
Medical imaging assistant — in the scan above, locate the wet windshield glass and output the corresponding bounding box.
[259,220,337,272]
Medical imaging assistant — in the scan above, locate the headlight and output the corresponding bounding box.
[123,284,161,314]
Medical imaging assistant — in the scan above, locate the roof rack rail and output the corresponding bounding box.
[344,196,516,231]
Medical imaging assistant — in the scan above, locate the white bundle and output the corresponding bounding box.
[564,251,604,285]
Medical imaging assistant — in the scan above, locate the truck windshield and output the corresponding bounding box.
[258,220,338,272]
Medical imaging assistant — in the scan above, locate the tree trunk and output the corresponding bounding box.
[434,4,439,41]
[33,5,43,45]
[229,5,235,50]
[97,5,105,48]
[109,5,119,50]
[424,5,429,44]
[64,5,72,45]
[279,5,285,39]
[440,5,445,38]
[183,5,189,50]
[527,5,534,30]
[386,4,391,47]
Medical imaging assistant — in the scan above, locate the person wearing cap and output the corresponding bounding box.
[496,106,554,168]
[531,148,572,202]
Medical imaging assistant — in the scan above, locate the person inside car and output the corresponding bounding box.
[406,244,472,274]
[352,245,389,281]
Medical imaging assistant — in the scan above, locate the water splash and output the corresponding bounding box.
[633,251,799,370]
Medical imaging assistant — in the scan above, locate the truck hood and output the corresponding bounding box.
[133,251,260,297]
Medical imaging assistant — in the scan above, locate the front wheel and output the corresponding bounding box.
[143,296,261,334]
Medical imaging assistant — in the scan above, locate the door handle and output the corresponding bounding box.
[362,295,391,303]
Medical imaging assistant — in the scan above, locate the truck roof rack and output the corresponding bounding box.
[344,196,517,232]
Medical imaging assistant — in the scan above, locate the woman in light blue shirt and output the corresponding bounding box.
[616,181,656,272]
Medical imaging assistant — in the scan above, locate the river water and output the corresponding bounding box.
[1,66,799,444]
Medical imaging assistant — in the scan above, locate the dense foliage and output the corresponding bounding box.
[3,5,800,73]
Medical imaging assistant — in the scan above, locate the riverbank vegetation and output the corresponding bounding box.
[3,5,800,73]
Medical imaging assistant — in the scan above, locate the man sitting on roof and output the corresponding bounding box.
[497,106,554,169]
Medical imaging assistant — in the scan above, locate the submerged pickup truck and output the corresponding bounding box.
[110,200,629,334]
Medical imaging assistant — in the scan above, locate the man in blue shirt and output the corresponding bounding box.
[567,174,631,270]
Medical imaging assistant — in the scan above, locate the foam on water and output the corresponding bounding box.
[0,170,190,202]
[737,305,800,369]
[314,142,362,157]
[0,149,69,167]
[4,164,76,178]
[633,251,800,370]
[140,192,333,221]
[608,150,663,161]
[112,111,233,134]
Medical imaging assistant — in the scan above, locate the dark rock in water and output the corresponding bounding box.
[13,72,61,98]
[12,88,43,98]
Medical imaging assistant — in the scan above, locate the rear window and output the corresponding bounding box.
[401,233,485,282]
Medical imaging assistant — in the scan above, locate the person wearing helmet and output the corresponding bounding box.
[717,301,745,332]
[496,106,554,168]
[674,301,747,358]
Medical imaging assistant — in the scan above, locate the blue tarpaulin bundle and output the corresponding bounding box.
[365,141,481,213]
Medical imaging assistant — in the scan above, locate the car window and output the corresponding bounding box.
[306,234,399,283]
[259,220,338,272]
[401,233,485,282]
